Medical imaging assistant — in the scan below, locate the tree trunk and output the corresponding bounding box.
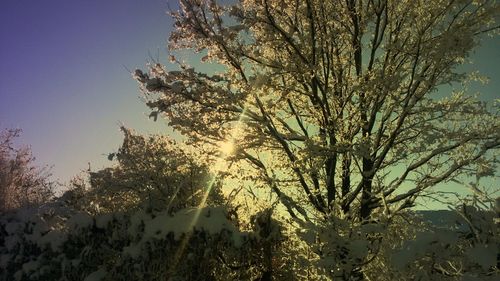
[360,159,374,220]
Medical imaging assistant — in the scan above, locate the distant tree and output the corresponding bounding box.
[70,127,224,214]
[135,0,499,222]
[0,128,54,213]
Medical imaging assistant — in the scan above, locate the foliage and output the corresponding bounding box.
[0,128,54,213]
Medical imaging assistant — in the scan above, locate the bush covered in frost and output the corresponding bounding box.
[1,197,498,280]
[283,205,499,281]
[0,203,285,281]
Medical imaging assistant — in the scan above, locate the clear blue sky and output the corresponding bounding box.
[0,0,499,195]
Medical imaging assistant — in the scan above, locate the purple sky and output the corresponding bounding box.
[0,0,176,186]
[0,1,499,194]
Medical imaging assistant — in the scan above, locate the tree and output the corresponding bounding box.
[69,127,224,214]
[0,128,54,213]
[135,0,499,222]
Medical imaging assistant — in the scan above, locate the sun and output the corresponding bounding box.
[219,141,234,156]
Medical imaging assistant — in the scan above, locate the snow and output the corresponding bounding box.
[38,230,67,252]
[462,273,487,281]
[2,203,496,280]
[465,244,497,270]
[170,81,184,93]
[4,235,20,251]
[141,207,239,240]
[95,213,114,229]
[83,268,107,281]
[0,254,12,268]
[13,270,23,281]
[122,243,143,258]
[348,239,369,259]
[22,260,39,273]
[4,221,22,235]
[128,209,151,237]
[123,206,245,258]
[67,212,93,229]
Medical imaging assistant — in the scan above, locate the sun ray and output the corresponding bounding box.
[167,107,248,277]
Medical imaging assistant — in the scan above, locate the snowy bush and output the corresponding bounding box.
[384,206,499,281]
[280,207,499,281]
[2,189,498,280]
[0,204,280,281]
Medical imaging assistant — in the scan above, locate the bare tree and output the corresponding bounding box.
[0,128,54,212]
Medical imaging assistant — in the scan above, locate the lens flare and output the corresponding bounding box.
[167,107,248,277]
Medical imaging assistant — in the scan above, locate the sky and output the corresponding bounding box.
[0,1,499,199]
[0,0,176,187]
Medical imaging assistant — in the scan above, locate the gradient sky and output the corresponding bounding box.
[0,1,499,198]
[0,0,176,187]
